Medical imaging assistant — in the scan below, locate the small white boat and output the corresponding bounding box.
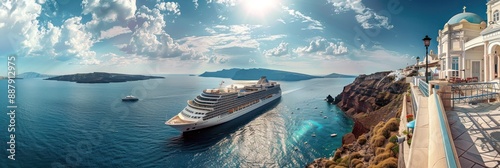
[320,111,323,113]
[330,134,337,137]
[122,95,139,101]
[324,116,328,119]
[312,133,316,137]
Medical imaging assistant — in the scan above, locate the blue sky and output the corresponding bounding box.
[0,0,489,75]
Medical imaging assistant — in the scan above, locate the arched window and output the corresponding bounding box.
[494,10,499,22]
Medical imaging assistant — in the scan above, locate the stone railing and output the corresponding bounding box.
[427,88,460,168]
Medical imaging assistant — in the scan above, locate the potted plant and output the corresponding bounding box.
[406,114,414,122]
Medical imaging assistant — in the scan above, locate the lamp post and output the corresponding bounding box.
[423,35,431,83]
[416,56,420,71]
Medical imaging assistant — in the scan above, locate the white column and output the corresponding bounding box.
[485,54,489,81]
[462,37,466,79]
[462,54,466,78]
[446,53,450,79]
[498,55,500,79]
[484,42,489,82]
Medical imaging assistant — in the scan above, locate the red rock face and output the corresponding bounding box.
[351,120,369,138]
[335,71,408,137]
[342,133,356,145]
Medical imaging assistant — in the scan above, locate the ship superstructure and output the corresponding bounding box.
[166,76,281,132]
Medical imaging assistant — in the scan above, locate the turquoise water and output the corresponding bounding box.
[0,75,354,167]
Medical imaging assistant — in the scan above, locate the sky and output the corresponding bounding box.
[0,0,490,75]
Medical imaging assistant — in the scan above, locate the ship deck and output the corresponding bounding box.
[167,115,195,125]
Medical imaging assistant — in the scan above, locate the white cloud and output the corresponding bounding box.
[277,18,286,24]
[82,0,137,36]
[248,58,257,64]
[0,0,43,54]
[179,24,261,53]
[256,34,286,41]
[205,27,216,34]
[208,55,228,64]
[193,0,199,9]
[0,0,99,64]
[294,38,348,57]
[121,5,199,59]
[283,6,323,30]
[327,0,393,30]
[53,17,98,64]
[155,2,181,15]
[207,0,237,6]
[100,52,147,65]
[264,42,289,57]
[99,26,132,40]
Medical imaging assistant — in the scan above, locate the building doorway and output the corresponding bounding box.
[471,61,481,81]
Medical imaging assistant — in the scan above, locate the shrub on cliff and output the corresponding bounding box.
[377,118,399,138]
[350,158,363,167]
[373,157,398,168]
[357,134,367,145]
[385,143,397,157]
[389,135,398,144]
[370,135,386,148]
[373,152,391,165]
[333,149,342,161]
[372,122,385,135]
[325,160,336,167]
[375,147,385,156]
[349,152,363,159]
[384,118,399,131]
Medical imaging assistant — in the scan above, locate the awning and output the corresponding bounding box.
[407,120,416,128]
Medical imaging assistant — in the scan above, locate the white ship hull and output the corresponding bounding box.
[167,91,281,132]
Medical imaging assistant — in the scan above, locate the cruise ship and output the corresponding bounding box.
[166,76,281,132]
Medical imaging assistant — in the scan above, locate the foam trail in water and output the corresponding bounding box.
[146,94,193,100]
[282,87,304,95]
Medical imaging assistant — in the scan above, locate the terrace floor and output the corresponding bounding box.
[447,103,500,168]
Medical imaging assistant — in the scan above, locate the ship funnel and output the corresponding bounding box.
[257,76,269,84]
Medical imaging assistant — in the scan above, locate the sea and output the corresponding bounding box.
[0,75,354,168]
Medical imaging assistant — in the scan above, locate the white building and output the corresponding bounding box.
[438,1,500,82]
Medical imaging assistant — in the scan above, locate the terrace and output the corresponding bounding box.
[402,76,500,167]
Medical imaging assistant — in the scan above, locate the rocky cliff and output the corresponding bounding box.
[308,71,410,168]
[335,71,408,137]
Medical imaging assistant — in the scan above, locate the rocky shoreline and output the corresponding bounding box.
[307,70,411,168]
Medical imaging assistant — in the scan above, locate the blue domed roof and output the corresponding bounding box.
[447,12,484,24]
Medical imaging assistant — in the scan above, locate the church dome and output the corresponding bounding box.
[447,12,484,25]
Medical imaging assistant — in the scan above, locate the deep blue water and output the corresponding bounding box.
[0,75,354,167]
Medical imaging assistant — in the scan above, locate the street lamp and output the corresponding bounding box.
[423,35,431,83]
[416,56,420,71]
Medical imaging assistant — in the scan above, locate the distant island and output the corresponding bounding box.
[17,72,55,79]
[45,72,164,83]
[199,68,355,81]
